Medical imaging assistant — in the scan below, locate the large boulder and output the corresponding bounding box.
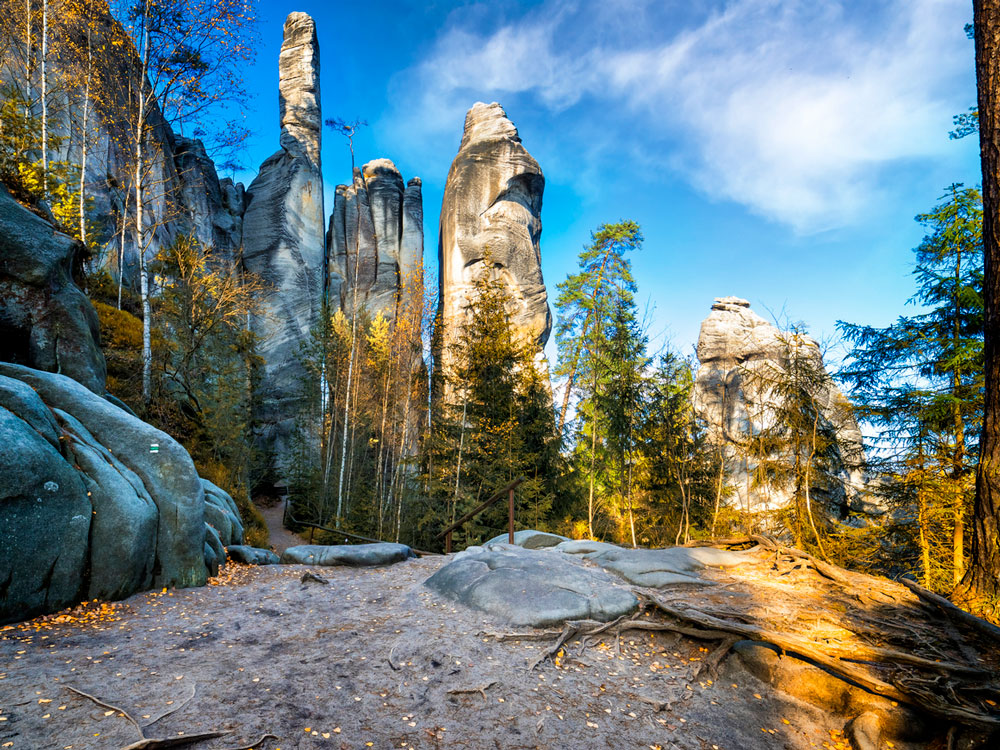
[202,478,244,547]
[227,545,280,565]
[556,540,754,587]
[485,529,568,549]
[425,545,638,627]
[0,379,91,620]
[0,364,220,623]
[280,543,414,567]
[0,184,106,394]
[327,160,423,320]
[435,102,551,394]
[242,11,326,470]
[692,297,866,513]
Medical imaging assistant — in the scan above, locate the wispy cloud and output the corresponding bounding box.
[384,0,973,232]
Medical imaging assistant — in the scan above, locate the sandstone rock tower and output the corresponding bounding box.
[436,102,551,388]
[327,159,423,319]
[242,12,325,467]
[692,297,865,514]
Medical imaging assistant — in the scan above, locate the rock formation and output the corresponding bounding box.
[692,297,865,514]
[327,160,423,320]
[10,5,249,284]
[0,364,243,624]
[436,102,551,387]
[0,184,243,623]
[0,184,106,394]
[241,12,326,468]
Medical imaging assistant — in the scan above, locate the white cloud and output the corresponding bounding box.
[385,0,973,232]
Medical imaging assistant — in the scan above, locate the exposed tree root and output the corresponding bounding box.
[446,680,497,701]
[900,578,1000,641]
[518,537,1000,732]
[65,683,254,749]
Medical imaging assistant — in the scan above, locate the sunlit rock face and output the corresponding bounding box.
[241,12,325,470]
[327,159,423,320]
[692,296,865,515]
[0,6,247,285]
[435,102,551,389]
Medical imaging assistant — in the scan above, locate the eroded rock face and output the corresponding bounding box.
[692,297,865,514]
[9,6,248,286]
[0,185,106,394]
[327,160,423,320]
[436,102,551,384]
[242,12,325,469]
[0,365,244,623]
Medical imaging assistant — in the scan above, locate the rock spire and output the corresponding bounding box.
[435,102,551,386]
[241,12,326,469]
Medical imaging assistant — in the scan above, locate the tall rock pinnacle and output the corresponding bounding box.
[278,11,321,164]
[327,159,423,319]
[436,102,551,386]
[242,12,325,472]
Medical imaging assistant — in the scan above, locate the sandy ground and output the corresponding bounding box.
[0,555,858,750]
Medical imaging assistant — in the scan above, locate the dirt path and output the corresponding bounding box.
[0,557,851,750]
[258,501,309,553]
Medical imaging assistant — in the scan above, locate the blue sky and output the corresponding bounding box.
[233,0,981,364]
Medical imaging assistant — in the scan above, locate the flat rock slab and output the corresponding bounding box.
[556,541,754,587]
[484,529,569,549]
[227,545,280,565]
[280,542,414,567]
[425,544,638,627]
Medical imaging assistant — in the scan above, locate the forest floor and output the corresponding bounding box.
[257,502,309,554]
[0,555,866,750]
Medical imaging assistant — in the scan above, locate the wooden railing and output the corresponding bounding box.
[436,476,526,553]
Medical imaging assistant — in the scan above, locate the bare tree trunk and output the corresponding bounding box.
[918,488,932,588]
[117,189,128,309]
[136,18,151,404]
[962,0,1000,608]
[451,394,468,527]
[40,0,47,191]
[391,374,414,543]
[587,408,598,539]
[805,409,827,560]
[79,25,91,246]
[336,151,363,527]
[25,0,31,108]
[952,249,967,587]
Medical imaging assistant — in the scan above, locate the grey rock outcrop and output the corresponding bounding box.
[242,12,325,468]
[436,102,551,386]
[227,545,280,565]
[556,540,754,587]
[425,544,638,627]
[0,185,106,394]
[0,364,245,623]
[280,543,414,567]
[692,297,865,513]
[484,529,568,549]
[327,160,423,320]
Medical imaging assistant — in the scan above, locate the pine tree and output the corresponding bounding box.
[554,220,641,538]
[840,185,983,587]
[417,268,559,551]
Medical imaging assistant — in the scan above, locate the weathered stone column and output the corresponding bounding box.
[242,12,325,471]
[435,102,551,394]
